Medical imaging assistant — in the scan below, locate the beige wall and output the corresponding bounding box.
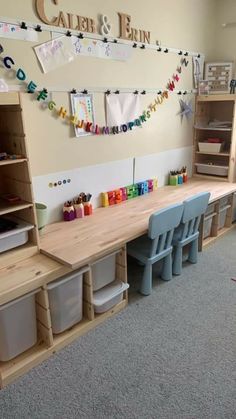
[215,0,236,67]
[0,0,216,176]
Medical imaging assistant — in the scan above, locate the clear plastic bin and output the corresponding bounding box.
[91,252,118,291]
[0,289,39,362]
[47,268,87,334]
[93,280,129,314]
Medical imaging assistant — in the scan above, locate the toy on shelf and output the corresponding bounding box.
[169,166,187,186]
[101,177,158,207]
[0,152,24,161]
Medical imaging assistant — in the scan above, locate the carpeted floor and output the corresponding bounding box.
[1,229,236,419]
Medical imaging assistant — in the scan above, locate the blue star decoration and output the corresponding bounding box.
[178,99,193,122]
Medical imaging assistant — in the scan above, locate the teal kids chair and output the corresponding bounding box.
[172,192,210,275]
[127,203,184,295]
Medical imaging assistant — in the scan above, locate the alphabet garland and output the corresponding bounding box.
[1,45,189,136]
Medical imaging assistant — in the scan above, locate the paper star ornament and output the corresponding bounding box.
[178,99,193,122]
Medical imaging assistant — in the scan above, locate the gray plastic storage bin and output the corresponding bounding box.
[91,252,118,291]
[0,289,38,362]
[47,269,86,334]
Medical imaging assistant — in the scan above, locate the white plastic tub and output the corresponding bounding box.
[91,252,118,291]
[0,289,38,362]
[93,280,129,314]
[47,268,87,334]
[203,203,215,239]
[195,163,228,177]
[198,142,224,153]
[0,217,34,253]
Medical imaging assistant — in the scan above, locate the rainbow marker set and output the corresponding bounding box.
[101,178,158,207]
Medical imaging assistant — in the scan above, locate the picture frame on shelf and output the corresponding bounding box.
[204,62,233,94]
[198,80,209,95]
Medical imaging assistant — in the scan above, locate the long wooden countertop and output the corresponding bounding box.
[39,179,236,269]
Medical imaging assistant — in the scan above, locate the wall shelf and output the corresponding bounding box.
[195,152,230,157]
[0,159,27,167]
[0,200,33,216]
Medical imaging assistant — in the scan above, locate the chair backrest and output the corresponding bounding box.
[148,203,184,256]
[180,191,210,239]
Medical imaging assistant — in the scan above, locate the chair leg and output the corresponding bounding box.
[140,263,153,296]
[173,245,183,275]
[161,253,172,281]
[188,238,198,264]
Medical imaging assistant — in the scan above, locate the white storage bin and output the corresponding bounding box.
[0,217,34,253]
[195,163,228,177]
[93,280,129,314]
[203,203,215,239]
[91,252,118,291]
[0,289,38,362]
[233,195,236,222]
[47,268,87,334]
[198,142,224,153]
[203,217,213,239]
[218,208,227,230]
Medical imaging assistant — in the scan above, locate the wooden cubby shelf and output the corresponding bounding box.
[193,94,236,183]
[0,245,128,389]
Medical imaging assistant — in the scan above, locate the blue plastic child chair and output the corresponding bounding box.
[127,203,184,295]
[172,192,210,275]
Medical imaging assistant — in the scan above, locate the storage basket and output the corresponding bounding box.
[0,289,38,361]
[47,268,87,334]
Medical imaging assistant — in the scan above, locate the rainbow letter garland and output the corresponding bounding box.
[1,45,189,137]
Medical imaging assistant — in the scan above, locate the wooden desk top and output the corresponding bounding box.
[40,179,236,269]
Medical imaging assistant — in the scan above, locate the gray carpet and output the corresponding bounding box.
[1,230,236,419]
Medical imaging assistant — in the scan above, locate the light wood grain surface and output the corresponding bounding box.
[39,179,236,269]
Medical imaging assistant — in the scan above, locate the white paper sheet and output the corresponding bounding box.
[192,55,205,88]
[34,36,75,73]
[70,93,95,137]
[0,22,38,42]
[71,36,132,61]
[106,93,141,126]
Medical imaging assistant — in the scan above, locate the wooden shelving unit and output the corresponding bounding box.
[193,94,236,183]
[0,246,128,388]
[0,93,39,256]
[199,192,236,249]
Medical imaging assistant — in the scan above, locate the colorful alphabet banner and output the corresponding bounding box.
[1,41,190,137]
